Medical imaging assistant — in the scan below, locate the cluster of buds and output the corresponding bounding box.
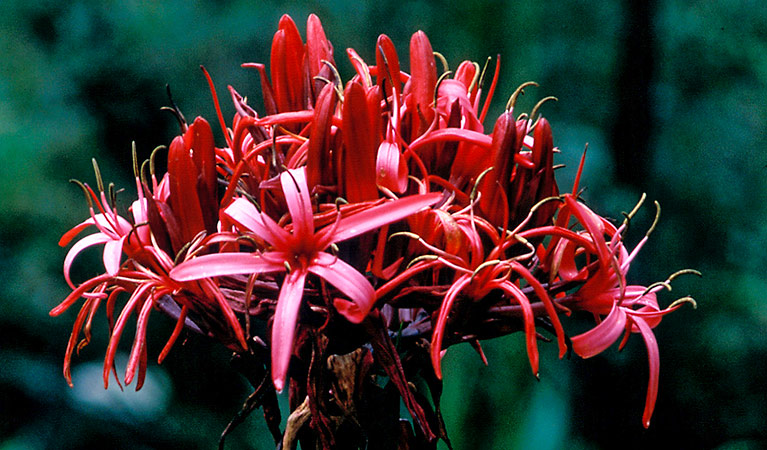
[53,14,696,448]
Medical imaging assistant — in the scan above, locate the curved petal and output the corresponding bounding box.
[571,303,628,359]
[50,273,113,317]
[103,236,126,276]
[309,252,375,323]
[497,281,540,376]
[59,219,97,247]
[280,167,314,238]
[63,233,111,288]
[271,268,308,392]
[376,140,408,194]
[632,317,660,428]
[170,252,284,281]
[103,282,152,388]
[431,274,472,379]
[125,294,155,387]
[223,198,289,248]
[326,192,442,244]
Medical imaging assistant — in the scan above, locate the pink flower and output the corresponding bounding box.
[171,167,440,390]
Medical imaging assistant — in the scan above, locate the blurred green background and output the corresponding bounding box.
[1,1,765,448]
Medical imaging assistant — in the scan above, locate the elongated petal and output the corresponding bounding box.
[306,83,338,189]
[271,15,305,112]
[632,317,660,428]
[326,192,441,244]
[223,197,289,247]
[62,233,111,288]
[102,237,125,276]
[168,134,206,244]
[409,30,437,127]
[376,140,408,193]
[271,268,307,392]
[306,14,333,79]
[103,282,152,388]
[309,252,375,323]
[125,294,155,386]
[280,167,314,238]
[341,81,378,202]
[170,252,285,281]
[51,273,113,317]
[431,275,472,379]
[376,34,401,99]
[59,219,97,247]
[498,281,539,376]
[186,117,218,233]
[571,303,628,358]
[410,128,492,153]
[565,196,611,266]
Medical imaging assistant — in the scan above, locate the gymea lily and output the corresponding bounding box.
[171,167,440,390]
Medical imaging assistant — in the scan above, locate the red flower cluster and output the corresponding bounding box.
[53,13,696,445]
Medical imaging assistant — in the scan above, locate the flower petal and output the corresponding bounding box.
[327,192,442,244]
[280,168,314,238]
[431,275,472,379]
[271,268,308,392]
[170,252,284,281]
[632,316,660,429]
[103,236,126,276]
[223,197,289,247]
[62,233,111,289]
[571,303,628,359]
[376,140,408,194]
[309,252,375,323]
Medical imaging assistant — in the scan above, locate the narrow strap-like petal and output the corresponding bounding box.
[224,197,289,247]
[170,252,284,281]
[102,236,126,276]
[571,303,628,359]
[632,317,660,429]
[309,252,375,323]
[280,167,314,238]
[271,268,307,392]
[62,233,110,288]
[326,192,441,244]
[431,275,472,379]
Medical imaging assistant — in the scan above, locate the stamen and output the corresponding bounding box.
[476,56,492,91]
[108,183,117,210]
[70,179,94,210]
[132,142,140,179]
[433,51,449,74]
[646,201,661,238]
[139,160,150,188]
[433,70,454,109]
[470,166,495,201]
[621,193,647,228]
[466,61,481,93]
[334,197,349,209]
[529,96,558,129]
[667,296,697,310]
[321,59,344,100]
[505,81,538,111]
[642,269,703,297]
[92,159,105,193]
[161,84,187,131]
[149,145,166,180]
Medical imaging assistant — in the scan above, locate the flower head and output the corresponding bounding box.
[53,14,696,443]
